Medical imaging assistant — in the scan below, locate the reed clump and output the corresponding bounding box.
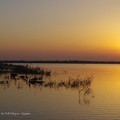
[0,63,51,76]
[28,75,93,89]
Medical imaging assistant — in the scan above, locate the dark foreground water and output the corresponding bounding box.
[0,64,120,120]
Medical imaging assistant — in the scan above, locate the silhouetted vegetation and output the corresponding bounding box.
[0,63,94,105]
[0,63,51,76]
[40,75,93,89]
[1,73,93,90]
[1,60,120,64]
[0,64,94,105]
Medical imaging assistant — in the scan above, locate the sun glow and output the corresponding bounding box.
[0,0,120,60]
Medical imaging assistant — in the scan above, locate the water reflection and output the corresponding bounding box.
[78,87,94,105]
[0,63,95,105]
[2,64,120,120]
[0,72,94,105]
[0,80,10,90]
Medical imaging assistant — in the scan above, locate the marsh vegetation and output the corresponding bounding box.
[0,63,94,105]
[0,63,93,88]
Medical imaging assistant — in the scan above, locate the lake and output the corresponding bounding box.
[0,64,120,120]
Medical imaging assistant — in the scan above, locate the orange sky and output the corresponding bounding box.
[0,0,120,60]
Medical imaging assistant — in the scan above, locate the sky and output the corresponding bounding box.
[0,0,120,61]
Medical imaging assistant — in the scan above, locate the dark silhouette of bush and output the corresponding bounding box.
[0,63,51,76]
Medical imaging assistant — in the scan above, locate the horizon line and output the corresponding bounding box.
[1,60,120,64]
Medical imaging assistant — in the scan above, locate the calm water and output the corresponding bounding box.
[0,64,120,120]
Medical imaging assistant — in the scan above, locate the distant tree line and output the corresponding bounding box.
[0,60,120,64]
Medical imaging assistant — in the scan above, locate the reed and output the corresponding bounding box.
[27,75,93,89]
[0,63,51,76]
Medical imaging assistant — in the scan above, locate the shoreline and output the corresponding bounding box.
[0,60,120,64]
